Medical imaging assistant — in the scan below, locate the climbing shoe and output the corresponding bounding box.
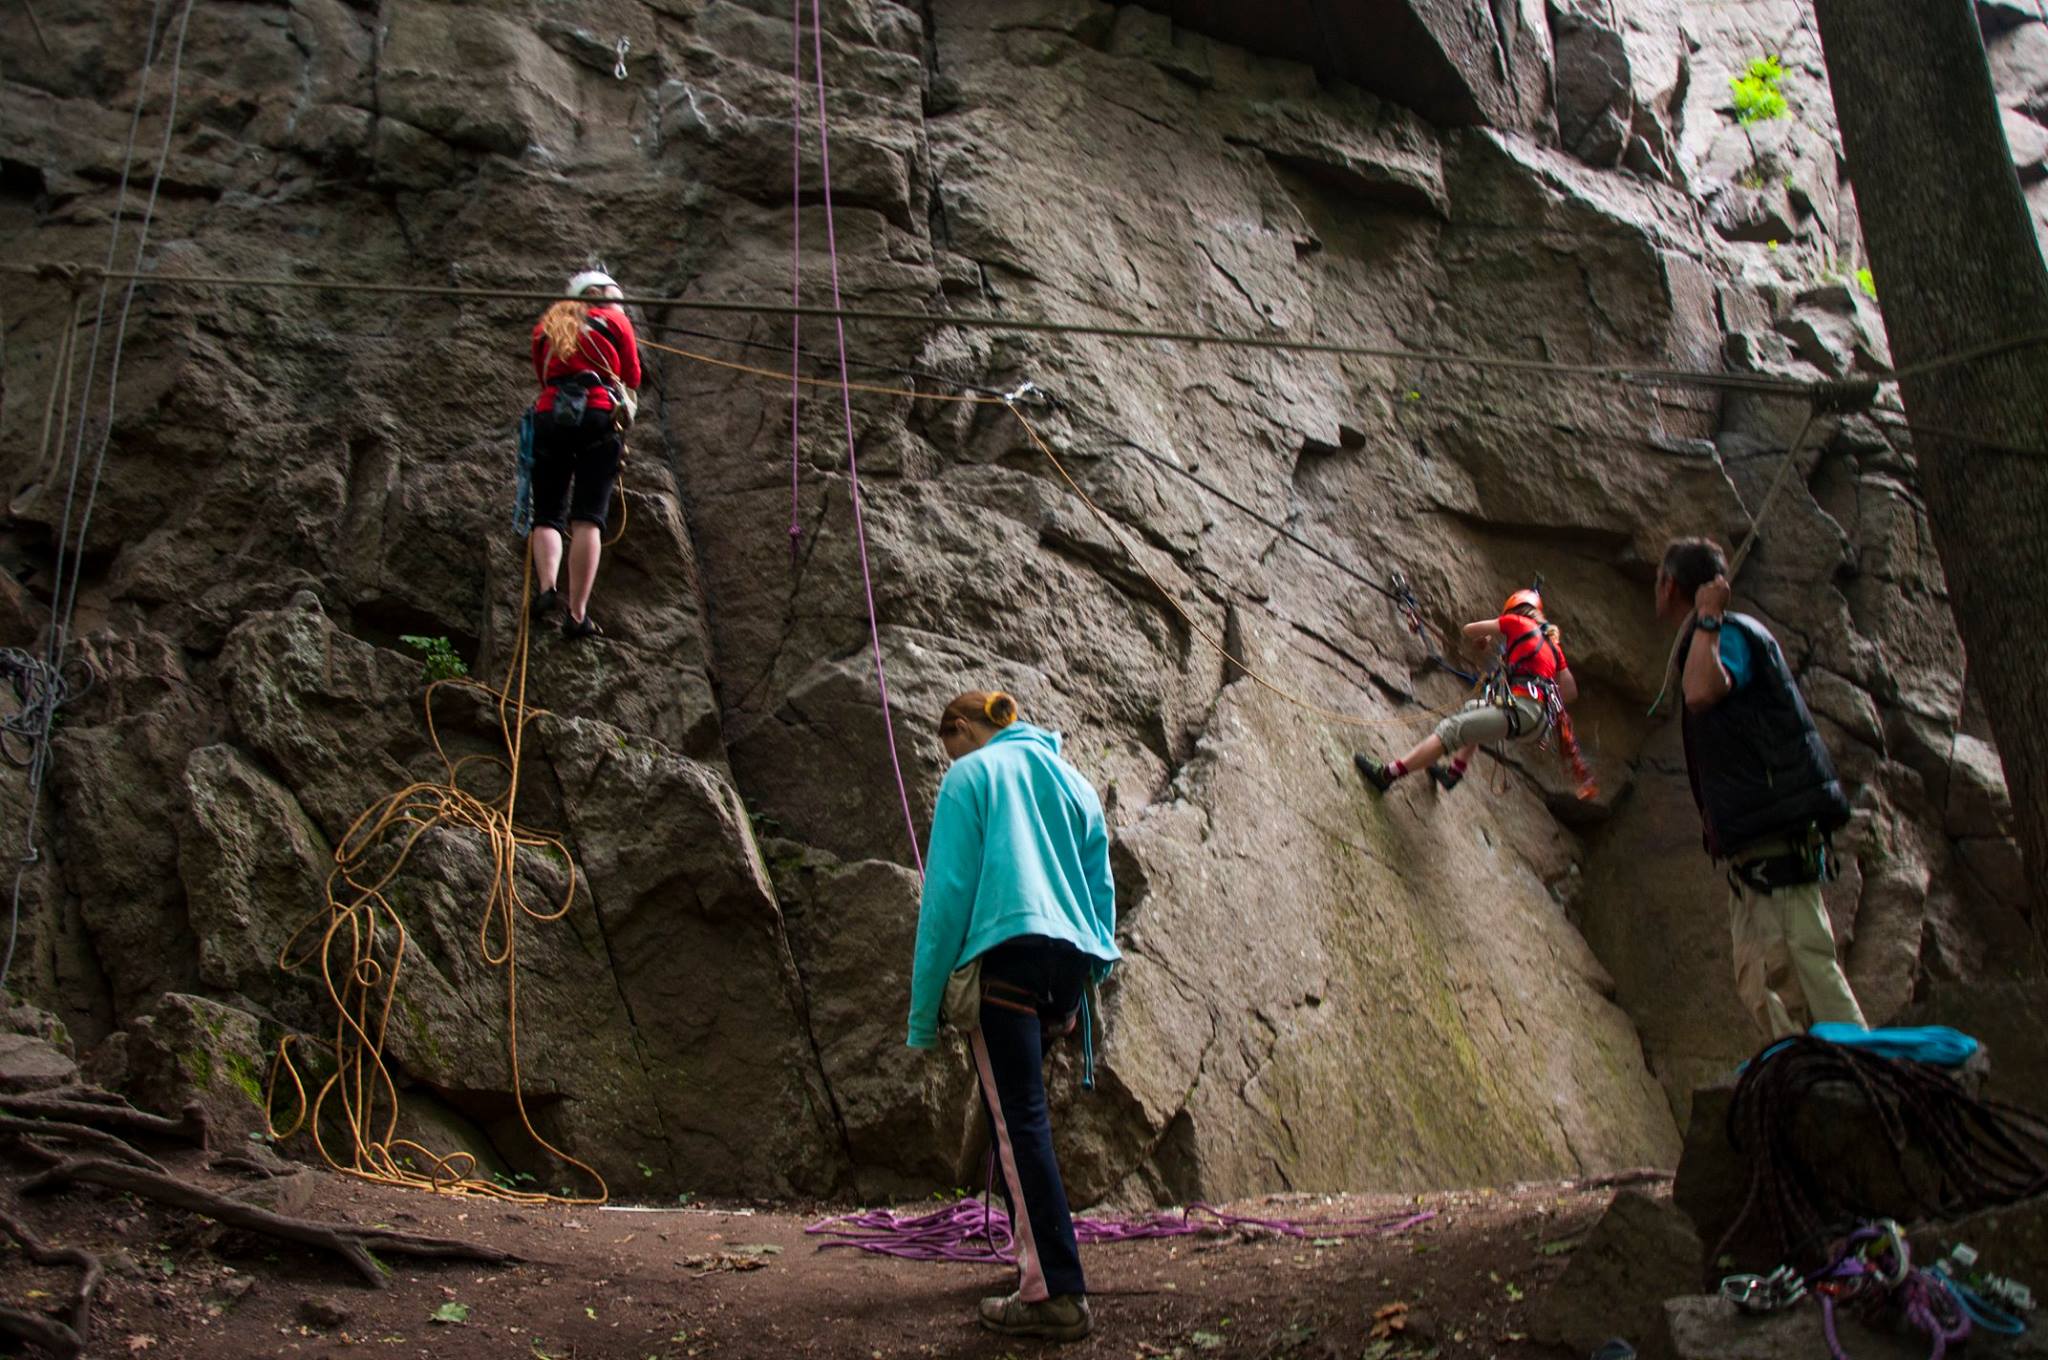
[978,1291,1093,1342]
[1353,753,1395,793]
[530,586,559,620]
[1429,764,1463,792]
[562,612,602,642]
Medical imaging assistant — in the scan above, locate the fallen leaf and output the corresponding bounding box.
[1189,1332,1225,1351]
[125,1337,156,1353]
[1369,1301,1410,1341]
[584,1306,598,1320]
[429,1302,470,1325]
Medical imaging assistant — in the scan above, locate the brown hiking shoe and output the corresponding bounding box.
[978,1291,1093,1341]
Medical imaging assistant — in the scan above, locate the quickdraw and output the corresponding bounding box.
[1388,571,1479,686]
[1721,1263,1808,1314]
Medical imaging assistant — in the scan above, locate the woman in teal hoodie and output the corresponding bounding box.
[908,690,1119,1343]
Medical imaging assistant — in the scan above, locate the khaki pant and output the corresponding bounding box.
[1727,874,1867,1039]
[1433,694,1542,751]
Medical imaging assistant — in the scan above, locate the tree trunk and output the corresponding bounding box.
[1810,0,2048,921]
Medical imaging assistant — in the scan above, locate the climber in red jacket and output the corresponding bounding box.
[528,269,642,640]
[1356,588,1595,797]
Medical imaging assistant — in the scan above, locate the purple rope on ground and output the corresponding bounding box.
[804,1197,1437,1264]
[786,0,803,563]
[807,0,923,876]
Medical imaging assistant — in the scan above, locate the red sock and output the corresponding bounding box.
[1387,759,1408,778]
[1450,756,1469,774]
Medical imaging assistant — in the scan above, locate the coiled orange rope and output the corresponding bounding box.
[265,551,608,1205]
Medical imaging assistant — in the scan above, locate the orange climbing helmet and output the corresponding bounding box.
[1502,588,1545,619]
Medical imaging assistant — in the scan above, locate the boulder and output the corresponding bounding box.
[1527,1189,1703,1356]
[123,992,271,1141]
[0,1031,78,1094]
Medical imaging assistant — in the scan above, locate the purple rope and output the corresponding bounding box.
[786,1,804,564]
[1814,1227,1972,1360]
[804,1196,1437,1264]
[807,0,923,876]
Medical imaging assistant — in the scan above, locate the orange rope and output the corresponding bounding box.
[266,545,608,1205]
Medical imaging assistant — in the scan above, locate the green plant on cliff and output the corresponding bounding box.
[400,634,468,683]
[1728,54,1791,186]
[1731,55,1789,125]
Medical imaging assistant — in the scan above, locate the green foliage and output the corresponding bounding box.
[1730,55,1789,126]
[400,634,469,683]
[1855,266,1878,299]
[429,1300,470,1325]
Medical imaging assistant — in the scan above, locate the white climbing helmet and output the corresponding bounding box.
[567,269,620,298]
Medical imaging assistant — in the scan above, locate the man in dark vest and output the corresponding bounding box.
[1656,537,1867,1039]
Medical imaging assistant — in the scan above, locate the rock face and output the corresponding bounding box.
[0,0,2036,1202]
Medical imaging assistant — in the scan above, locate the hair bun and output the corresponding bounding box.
[982,692,1018,727]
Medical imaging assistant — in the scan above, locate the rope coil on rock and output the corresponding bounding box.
[265,549,607,1205]
[1713,1036,2048,1271]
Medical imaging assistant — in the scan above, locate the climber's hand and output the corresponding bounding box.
[1694,575,1731,618]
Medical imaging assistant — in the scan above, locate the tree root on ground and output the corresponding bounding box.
[0,1207,101,1360]
[0,1094,207,1147]
[18,1153,521,1285]
[0,1083,519,1358]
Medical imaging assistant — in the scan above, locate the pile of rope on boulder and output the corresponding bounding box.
[1714,1034,2048,1271]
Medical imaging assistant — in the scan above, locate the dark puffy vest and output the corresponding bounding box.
[1679,613,1851,857]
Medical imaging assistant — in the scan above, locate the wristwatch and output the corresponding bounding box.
[1697,614,1723,632]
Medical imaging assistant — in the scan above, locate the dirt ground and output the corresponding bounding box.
[2,1153,1666,1360]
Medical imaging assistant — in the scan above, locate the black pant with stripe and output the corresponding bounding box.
[971,935,1090,1300]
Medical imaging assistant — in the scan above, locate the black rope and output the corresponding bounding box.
[1715,1036,2048,1270]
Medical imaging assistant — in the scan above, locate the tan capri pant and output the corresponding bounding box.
[1433,694,1543,750]
[1727,860,1867,1039]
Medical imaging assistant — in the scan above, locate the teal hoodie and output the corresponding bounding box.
[906,722,1119,1048]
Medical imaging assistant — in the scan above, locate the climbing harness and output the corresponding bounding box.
[264,543,608,1206]
[1472,604,1598,798]
[1726,822,1837,896]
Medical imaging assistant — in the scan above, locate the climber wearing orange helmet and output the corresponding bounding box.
[1356,587,1588,795]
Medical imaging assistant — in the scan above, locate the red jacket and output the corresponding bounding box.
[1499,612,1566,687]
[531,304,641,414]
